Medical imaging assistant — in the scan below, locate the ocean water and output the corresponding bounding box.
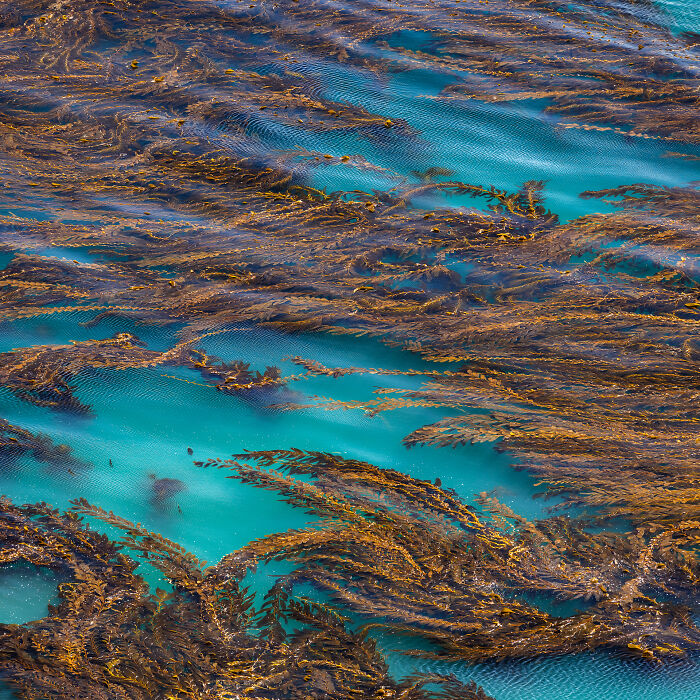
[0,0,698,698]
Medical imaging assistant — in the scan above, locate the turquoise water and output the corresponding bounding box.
[0,0,699,698]
[206,30,700,222]
[657,0,700,33]
[272,65,700,221]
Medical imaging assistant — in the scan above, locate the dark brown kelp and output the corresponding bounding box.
[0,334,166,413]
[0,333,292,414]
[0,420,87,472]
[0,0,699,695]
[202,449,700,663]
[0,0,696,157]
[0,495,492,699]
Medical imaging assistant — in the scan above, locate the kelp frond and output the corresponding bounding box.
[206,450,700,663]
[0,494,493,699]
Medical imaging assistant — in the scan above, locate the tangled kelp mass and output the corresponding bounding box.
[0,333,290,412]
[2,450,699,699]
[0,0,699,697]
[274,184,700,531]
[209,450,700,662]
[0,495,492,699]
[5,180,696,531]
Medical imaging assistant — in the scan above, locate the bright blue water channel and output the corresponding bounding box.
[0,0,699,698]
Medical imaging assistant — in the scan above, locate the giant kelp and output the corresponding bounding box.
[0,332,293,412]
[2,449,699,700]
[0,333,169,413]
[0,494,493,699]
[1,137,698,667]
[0,0,697,157]
[0,0,698,232]
[0,419,87,472]
[263,184,700,534]
[201,449,700,663]
[1,108,699,576]
[0,0,699,694]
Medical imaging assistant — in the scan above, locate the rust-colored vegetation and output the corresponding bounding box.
[0,495,492,699]
[202,450,700,663]
[0,0,698,696]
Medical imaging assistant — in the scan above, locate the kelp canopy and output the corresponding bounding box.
[1,450,700,698]
[0,494,492,699]
[0,0,699,697]
[210,449,700,662]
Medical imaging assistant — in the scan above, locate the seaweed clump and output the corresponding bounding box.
[0,494,492,700]
[201,449,700,663]
[7,448,700,699]
[0,419,87,473]
[0,334,289,414]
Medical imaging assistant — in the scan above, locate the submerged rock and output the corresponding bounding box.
[149,476,187,509]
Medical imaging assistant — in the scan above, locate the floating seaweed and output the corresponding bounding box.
[0,494,493,700]
[0,334,303,413]
[188,350,285,394]
[0,0,698,695]
[204,449,700,663]
[0,334,160,414]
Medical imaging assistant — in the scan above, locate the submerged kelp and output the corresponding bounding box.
[0,334,166,413]
[0,115,698,696]
[268,184,700,533]
[202,450,700,663]
[2,449,698,699]
[5,180,699,536]
[0,0,698,165]
[0,495,492,700]
[0,0,699,696]
[0,420,87,473]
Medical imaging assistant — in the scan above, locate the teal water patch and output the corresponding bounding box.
[0,316,544,700]
[389,651,700,700]
[0,251,12,270]
[0,321,543,573]
[0,562,65,625]
[654,0,700,34]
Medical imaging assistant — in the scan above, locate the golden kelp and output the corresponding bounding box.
[201,449,700,663]
[0,0,699,694]
[0,494,492,699]
[1,133,698,646]
[0,333,291,413]
[1,116,699,613]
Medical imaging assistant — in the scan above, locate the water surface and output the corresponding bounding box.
[0,0,698,697]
